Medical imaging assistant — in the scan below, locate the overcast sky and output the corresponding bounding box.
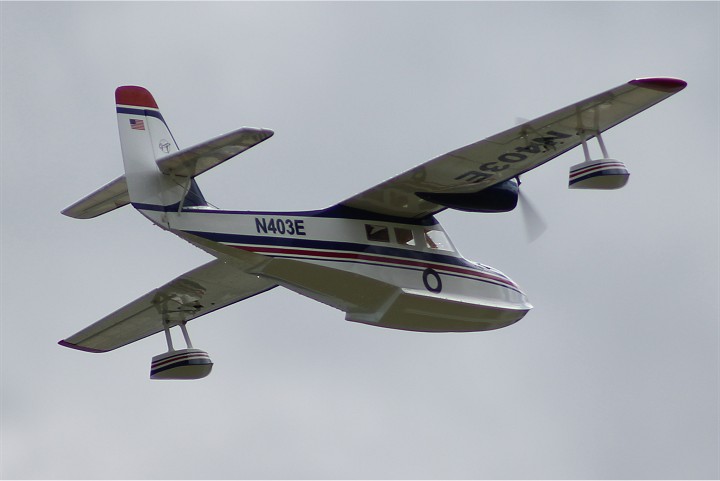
[2,2,718,479]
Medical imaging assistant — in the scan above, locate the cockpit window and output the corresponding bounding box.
[394,227,415,246]
[423,228,452,251]
[365,224,390,242]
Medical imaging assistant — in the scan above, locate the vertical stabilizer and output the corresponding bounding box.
[115,86,188,221]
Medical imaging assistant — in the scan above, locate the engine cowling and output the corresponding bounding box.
[417,178,519,213]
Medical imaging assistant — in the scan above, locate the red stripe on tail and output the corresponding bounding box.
[115,86,159,108]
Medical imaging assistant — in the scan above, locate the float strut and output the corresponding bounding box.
[179,321,194,349]
[580,135,592,163]
[596,131,609,158]
[581,130,610,162]
[162,318,175,352]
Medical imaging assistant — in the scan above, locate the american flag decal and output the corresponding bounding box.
[129,119,145,131]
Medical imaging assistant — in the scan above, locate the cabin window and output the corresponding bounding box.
[423,228,452,251]
[365,224,390,242]
[394,227,415,246]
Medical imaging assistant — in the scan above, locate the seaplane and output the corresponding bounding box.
[59,77,687,379]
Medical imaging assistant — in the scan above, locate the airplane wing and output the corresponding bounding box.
[340,77,687,219]
[62,127,273,219]
[59,260,276,352]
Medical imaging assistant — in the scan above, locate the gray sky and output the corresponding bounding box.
[2,2,718,479]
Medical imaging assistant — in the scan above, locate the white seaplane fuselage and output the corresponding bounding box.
[138,203,532,333]
[59,79,687,379]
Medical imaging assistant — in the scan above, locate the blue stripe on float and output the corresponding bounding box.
[150,359,212,376]
[569,168,629,186]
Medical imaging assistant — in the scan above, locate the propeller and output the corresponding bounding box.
[512,117,548,242]
[516,176,547,242]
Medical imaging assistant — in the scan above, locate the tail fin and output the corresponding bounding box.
[115,86,207,218]
[62,87,273,220]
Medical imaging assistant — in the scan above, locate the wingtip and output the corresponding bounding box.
[629,77,687,93]
[58,339,106,353]
[60,206,90,219]
[115,85,159,108]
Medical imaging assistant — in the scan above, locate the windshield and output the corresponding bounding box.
[423,227,453,251]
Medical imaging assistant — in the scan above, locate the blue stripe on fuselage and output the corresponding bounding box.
[183,229,477,270]
[181,229,521,292]
[132,203,440,227]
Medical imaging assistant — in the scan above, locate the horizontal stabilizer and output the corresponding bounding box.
[61,175,129,219]
[62,127,274,219]
[156,127,273,178]
[59,260,276,352]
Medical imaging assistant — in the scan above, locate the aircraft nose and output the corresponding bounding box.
[517,289,533,310]
[473,262,533,309]
[511,277,533,308]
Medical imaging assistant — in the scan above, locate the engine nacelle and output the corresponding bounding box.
[417,178,519,213]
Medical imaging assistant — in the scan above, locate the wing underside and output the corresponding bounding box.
[59,260,276,352]
[340,77,686,218]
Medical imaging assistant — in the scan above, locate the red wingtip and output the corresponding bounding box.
[115,85,159,108]
[629,77,687,93]
[58,339,106,353]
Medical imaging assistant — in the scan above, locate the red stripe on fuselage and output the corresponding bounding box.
[230,244,518,289]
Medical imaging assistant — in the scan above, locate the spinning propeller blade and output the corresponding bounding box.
[517,178,547,242]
